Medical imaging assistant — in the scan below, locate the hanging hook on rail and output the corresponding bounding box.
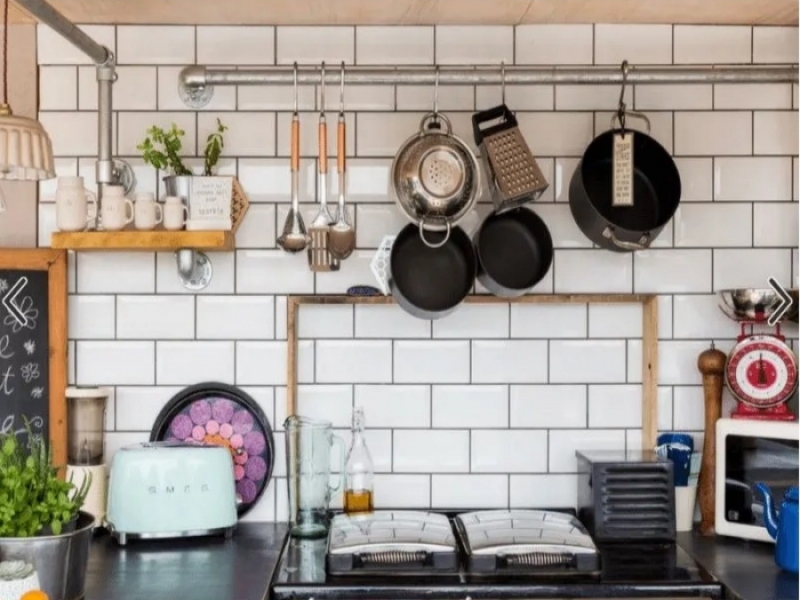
[433,65,440,119]
[500,61,506,105]
[616,60,629,132]
[293,61,298,114]
[339,61,345,116]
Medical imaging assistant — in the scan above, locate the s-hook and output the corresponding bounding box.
[616,60,630,133]
[500,60,506,105]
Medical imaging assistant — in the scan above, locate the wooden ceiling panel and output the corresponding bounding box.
[8,0,799,25]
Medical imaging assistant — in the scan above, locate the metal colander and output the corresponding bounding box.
[391,113,480,233]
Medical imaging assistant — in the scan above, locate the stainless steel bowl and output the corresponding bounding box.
[391,113,480,242]
[718,288,797,322]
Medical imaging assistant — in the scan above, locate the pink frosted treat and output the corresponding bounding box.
[212,398,235,423]
[237,478,257,504]
[231,410,254,434]
[205,420,220,435]
[234,450,248,465]
[233,465,245,481]
[189,400,212,426]
[219,423,234,439]
[245,455,267,481]
[192,425,205,441]
[243,431,266,455]
[230,433,244,449]
[169,414,193,439]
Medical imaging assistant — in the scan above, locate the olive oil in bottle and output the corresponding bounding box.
[344,407,374,514]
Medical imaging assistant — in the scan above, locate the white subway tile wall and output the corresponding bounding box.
[38,24,798,522]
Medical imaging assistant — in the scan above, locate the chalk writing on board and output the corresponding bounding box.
[20,363,40,384]
[0,271,49,442]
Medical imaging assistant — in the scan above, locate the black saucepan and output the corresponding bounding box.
[569,117,681,252]
[390,223,476,320]
[474,207,553,298]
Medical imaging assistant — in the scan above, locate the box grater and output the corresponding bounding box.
[472,104,549,213]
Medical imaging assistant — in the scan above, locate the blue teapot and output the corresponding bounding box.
[753,482,799,573]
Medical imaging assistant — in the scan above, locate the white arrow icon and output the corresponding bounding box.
[768,277,793,326]
[2,277,28,328]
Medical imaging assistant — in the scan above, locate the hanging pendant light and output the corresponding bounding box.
[0,0,54,181]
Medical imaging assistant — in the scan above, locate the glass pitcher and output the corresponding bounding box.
[284,416,346,538]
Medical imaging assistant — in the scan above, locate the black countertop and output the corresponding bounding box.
[84,523,288,600]
[82,525,798,600]
[677,532,799,600]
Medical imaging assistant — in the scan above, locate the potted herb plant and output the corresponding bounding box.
[0,428,94,600]
[137,118,228,201]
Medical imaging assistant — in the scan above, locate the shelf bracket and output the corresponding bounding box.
[176,249,213,290]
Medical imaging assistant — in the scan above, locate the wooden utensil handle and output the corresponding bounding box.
[290,115,300,173]
[319,121,328,174]
[337,119,346,175]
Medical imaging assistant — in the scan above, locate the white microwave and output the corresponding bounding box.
[715,418,799,542]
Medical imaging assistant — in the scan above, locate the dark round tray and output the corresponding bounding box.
[150,382,275,517]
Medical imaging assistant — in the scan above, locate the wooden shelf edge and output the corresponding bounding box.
[50,230,234,251]
[11,0,798,25]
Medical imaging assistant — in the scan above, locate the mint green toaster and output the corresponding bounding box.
[106,442,238,545]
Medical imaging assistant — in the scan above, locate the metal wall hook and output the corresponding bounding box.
[617,60,630,131]
[433,65,440,116]
[500,61,506,105]
[339,61,345,114]
[293,61,299,113]
[176,249,213,290]
[320,61,326,111]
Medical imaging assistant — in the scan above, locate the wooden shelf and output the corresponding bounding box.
[11,0,798,25]
[50,230,234,251]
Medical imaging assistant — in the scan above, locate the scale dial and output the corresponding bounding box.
[726,334,798,408]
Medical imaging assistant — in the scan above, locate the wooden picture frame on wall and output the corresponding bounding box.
[0,249,68,468]
[286,294,660,450]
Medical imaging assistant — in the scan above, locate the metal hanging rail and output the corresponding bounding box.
[178,63,798,107]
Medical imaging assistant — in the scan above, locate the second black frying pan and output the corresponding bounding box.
[390,223,476,320]
[474,207,553,298]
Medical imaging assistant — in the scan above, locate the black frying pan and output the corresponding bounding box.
[390,223,476,320]
[474,207,553,298]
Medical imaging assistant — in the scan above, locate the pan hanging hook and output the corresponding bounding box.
[500,61,506,105]
[339,61,345,115]
[433,65,440,119]
[293,61,298,114]
[320,61,326,111]
[617,60,629,133]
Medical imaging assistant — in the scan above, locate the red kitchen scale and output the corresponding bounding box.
[719,289,798,421]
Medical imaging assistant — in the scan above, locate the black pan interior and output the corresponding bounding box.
[580,129,681,230]
[477,208,553,291]
[391,225,476,312]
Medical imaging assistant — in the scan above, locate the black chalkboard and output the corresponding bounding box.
[0,250,67,466]
[0,270,50,441]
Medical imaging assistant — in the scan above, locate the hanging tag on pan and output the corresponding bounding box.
[612,131,634,207]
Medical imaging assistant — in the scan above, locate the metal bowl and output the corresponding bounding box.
[391,113,481,233]
[718,288,797,322]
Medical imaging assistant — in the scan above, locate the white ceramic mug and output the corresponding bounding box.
[133,192,163,231]
[55,176,97,232]
[163,196,188,231]
[100,185,134,231]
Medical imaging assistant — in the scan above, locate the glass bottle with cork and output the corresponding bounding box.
[344,406,374,514]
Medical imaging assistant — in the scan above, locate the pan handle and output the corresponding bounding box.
[419,219,451,249]
[611,110,651,134]
[602,226,651,251]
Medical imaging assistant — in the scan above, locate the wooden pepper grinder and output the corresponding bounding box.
[697,342,727,536]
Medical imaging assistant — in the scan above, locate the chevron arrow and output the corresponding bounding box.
[768,277,793,326]
[2,277,28,328]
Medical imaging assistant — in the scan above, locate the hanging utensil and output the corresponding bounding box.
[308,62,339,271]
[278,63,309,253]
[329,62,356,260]
[472,61,548,214]
[390,67,481,248]
[568,61,681,252]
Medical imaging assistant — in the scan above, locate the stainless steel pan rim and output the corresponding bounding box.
[391,112,481,247]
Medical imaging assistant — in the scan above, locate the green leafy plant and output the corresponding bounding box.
[137,119,228,177]
[203,118,228,176]
[137,123,192,176]
[0,426,90,537]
